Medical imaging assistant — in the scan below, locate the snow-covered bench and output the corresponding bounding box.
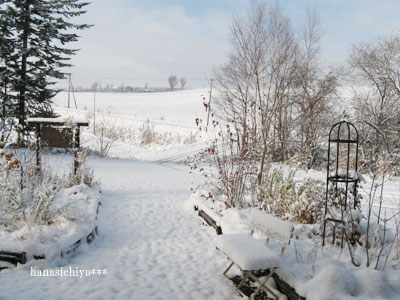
[213,209,294,299]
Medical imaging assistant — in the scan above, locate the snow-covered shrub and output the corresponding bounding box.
[0,148,96,231]
[259,169,297,218]
[25,169,61,225]
[357,181,399,269]
[190,114,257,208]
[293,179,326,224]
[394,218,400,262]
[324,184,362,247]
[94,115,119,157]
[259,169,325,224]
[0,150,63,229]
[322,183,396,268]
[78,107,201,151]
[183,131,197,144]
[65,151,95,188]
[140,119,155,145]
[359,218,398,270]
[0,152,24,228]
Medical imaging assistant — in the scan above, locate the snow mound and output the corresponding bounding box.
[0,184,100,264]
[299,261,400,300]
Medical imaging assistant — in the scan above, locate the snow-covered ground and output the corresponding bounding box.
[1,90,399,299]
[0,155,241,299]
[53,90,209,160]
[53,90,208,126]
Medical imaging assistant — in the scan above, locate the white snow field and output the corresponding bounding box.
[53,90,207,127]
[0,155,240,300]
[52,90,209,161]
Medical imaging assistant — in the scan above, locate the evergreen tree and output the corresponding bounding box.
[0,0,17,145]
[0,0,91,141]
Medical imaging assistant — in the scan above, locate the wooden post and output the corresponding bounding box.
[73,126,81,175]
[93,88,96,134]
[35,123,41,175]
[206,79,213,126]
[68,74,71,108]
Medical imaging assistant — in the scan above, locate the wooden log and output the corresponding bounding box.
[0,251,27,265]
[198,209,222,235]
[272,273,306,300]
[0,255,20,265]
[61,239,82,257]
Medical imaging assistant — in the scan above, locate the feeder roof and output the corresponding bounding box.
[27,117,89,127]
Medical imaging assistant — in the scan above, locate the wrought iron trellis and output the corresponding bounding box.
[322,120,359,247]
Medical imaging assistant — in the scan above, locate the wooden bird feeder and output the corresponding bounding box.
[27,117,89,175]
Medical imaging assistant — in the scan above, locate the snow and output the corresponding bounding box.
[51,90,209,161]
[27,117,89,125]
[0,184,100,264]
[0,156,240,299]
[53,90,207,126]
[250,208,293,239]
[189,174,400,300]
[297,262,400,300]
[1,90,399,299]
[213,233,281,271]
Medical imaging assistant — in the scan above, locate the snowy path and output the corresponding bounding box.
[0,157,238,300]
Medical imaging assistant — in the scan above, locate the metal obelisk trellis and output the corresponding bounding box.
[322,120,359,247]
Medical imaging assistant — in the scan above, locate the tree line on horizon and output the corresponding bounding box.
[73,76,188,93]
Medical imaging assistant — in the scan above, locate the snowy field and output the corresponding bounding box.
[53,90,207,127]
[52,90,209,160]
[1,90,400,299]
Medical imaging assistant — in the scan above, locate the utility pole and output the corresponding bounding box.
[93,84,96,134]
[68,74,71,108]
[206,79,213,126]
[67,74,78,109]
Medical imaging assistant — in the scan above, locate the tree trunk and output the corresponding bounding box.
[18,0,31,145]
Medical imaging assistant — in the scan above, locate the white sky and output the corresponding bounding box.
[63,0,400,89]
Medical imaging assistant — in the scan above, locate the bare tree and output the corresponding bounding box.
[193,1,342,211]
[349,34,400,167]
[94,113,119,157]
[168,75,178,91]
[180,77,187,89]
[349,33,400,234]
[214,2,299,186]
[294,9,338,169]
